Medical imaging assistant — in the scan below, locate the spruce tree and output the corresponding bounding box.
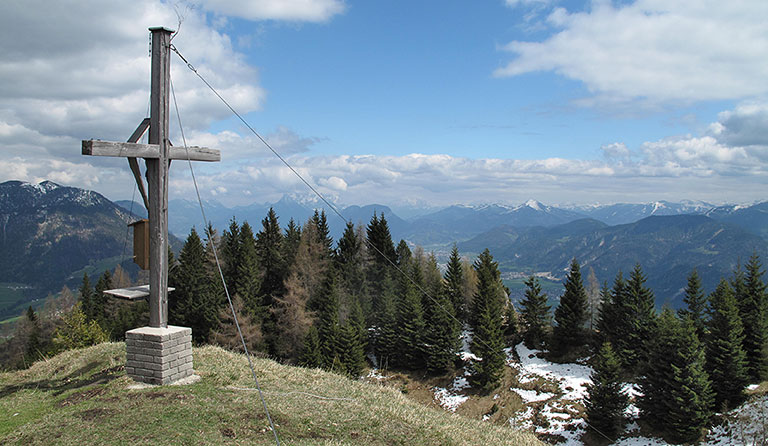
[310,209,334,259]
[469,249,506,392]
[221,217,241,298]
[79,273,94,321]
[236,222,262,319]
[24,306,42,363]
[638,310,712,443]
[299,326,323,368]
[315,271,341,369]
[255,208,286,350]
[366,213,397,267]
[395,239,411,268]
[623,264,656,370]
[677,269,708,341]
[93,270,113,328]
[394,270,426,369]
[503,302,519,345]
[169,228,209,341]
[444,244,465,321]
[366,212,396,321]
[283,217,302,269]
[667,317,713,444]
[335,222,369,317]
[584,342,628,437]
[255,208,287,308]
[338,322,366,377]
[741,254,768,381]
[705,279,748,410]
[552,259,589,357]
[637,309,680,428]
[424,285,460,375]
[520,276,551,349]
[373,271,398,369]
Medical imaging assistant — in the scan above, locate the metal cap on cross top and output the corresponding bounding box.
[81,27,220,329]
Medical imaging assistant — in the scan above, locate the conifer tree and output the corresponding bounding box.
[283,217,302,269]
[444,245,466,321]
[705,279,748,410]
[584,342,628,437]
[678,269,708,341]
[553,259,589,357]
[394,268,426,369]
[336,222,369,317]
[169,228,210,342]
[667,317,713,443]
[315,271,341,369]
[503,302,519,345]
[221,217,241,298]
[53,303,108,352]
[24,306,42,363]
[310,209,334,259]
[79,273,94,321]
[469,249,506,392]
[424,283,460,375]
[236,222,262,318]
[256,208,287,308]
[211,294,263,355]
[348,297,367,349]
[596,273,636,369]
[520,276,551,349]
[366,212,396,320]
[395,239,411,268]
[272,271,313,362]
[623,264,656,370]
[638,310,712,443]
[373,270,398,369]
[338,322,366,377]
[92,270,113,328]
[741,254,768,381]
[366,213,397,267]
[299,326,323,368]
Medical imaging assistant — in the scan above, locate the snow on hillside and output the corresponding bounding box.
[430,340,768,446]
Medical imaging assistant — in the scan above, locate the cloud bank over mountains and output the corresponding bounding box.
[0,0,765,207]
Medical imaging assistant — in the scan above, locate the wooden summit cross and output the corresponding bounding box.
[81,27,220,385]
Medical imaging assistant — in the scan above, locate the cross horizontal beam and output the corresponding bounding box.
[82,140,220,162]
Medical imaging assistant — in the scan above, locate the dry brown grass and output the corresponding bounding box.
[0,343,544,445]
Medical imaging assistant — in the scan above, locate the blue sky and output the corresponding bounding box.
[1,0,767,207]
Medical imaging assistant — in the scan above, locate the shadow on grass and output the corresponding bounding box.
[0,361,124,399]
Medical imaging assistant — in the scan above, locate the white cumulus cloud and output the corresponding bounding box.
[495,0,768,106]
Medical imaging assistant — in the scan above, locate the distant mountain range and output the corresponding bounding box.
[458,215,768,308]
[2,180,766,316]
[116,195,768,247]
[0,181,139,318]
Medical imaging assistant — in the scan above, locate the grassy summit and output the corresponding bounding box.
[0,343,542,445]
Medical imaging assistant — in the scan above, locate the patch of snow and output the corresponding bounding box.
[515,343,592,400]
[451,376,469,391]
[747,384,759,391]
[706,394,768,446]
[367,369,386,380]
[460,351,481,362]
[612,437,668,446]
[513,388,555,403]
[433,387,469,412]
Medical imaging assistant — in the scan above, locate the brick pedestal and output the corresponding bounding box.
[125,325,193,385]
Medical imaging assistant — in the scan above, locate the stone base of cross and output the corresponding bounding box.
[81,27,220,385]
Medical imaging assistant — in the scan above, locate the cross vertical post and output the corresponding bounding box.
[81,26,220,385]
[147,26,173,328]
